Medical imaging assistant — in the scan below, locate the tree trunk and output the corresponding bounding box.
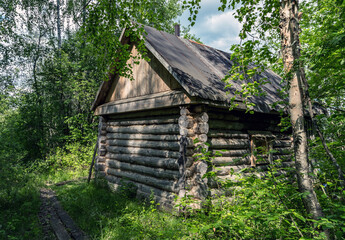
[299,68,345,188]
[280,0,325,223]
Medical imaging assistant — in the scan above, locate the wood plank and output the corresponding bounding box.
[95,90,191,116]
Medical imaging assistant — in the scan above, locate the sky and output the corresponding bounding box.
[177,0,242,52]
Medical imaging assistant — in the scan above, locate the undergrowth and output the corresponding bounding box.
[53,180,189,240]
[0,142,92,240]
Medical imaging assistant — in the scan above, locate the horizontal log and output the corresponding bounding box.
[211,149,250,157]
[107,168,178,193]
[136,190,174,211]
[107,139,181,150]
[273,147,292,155]
[208,112,240,121]
[106,145,193,158]
[107,117,177,126]
[106,133,179,141]
[209,138,249,149]
[107,159,179,180]
[208,130,249,139]
[107,108,180,120]
[209,120,246,130]
[107,124,179,134]
[213,162,294,176]
[137,182,177,201]
[273,140,292,148]
[106,175,176,202]
[273,155,291,161]
[212,157,250,166]
[106,153,179,170]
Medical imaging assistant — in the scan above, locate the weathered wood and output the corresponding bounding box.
[95,91,191,116]
[208,112,240,121]
[106,124,179,134]
[273,140,292,148]
[107,108,179,119]
[107,168,178,193]
[107,117,177,126]
[208,130,249,139]
[106,145,184,158]
[138,182,176,201]
[214,162,294,176]
[178,115,194,129]
[197,134,208,143]
[106,174,177,202]
[196,112,209,122]
[137,189,174,210]
[209,138,249,149]
[106,133,179,141]
[179,127,195,137]
[211,149,250,157]
[106,153,179,170]
[212,157,251,166]
[107,139,181,150]
[180,107,190,116]
[107,159,179,180]
[95,162,106,171]
[97,156,106,162]
[273,147,292,155]
[209,120,246,130]
[197,122,209,134]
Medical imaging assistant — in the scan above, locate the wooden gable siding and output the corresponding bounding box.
[105,45,181,103]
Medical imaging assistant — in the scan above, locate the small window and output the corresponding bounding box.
[249,131,274,167]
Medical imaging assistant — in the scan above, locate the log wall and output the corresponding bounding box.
[96,108,184,209]
[95,105,293,208]
[207,108,292,193]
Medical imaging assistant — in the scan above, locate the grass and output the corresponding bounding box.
[53,179,190,240]
[0,152,91,240]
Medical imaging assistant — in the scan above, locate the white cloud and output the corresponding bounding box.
[178,0,241,51]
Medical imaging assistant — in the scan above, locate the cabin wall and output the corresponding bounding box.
[206,108,292,192]
[95,105,292,209]
[95,108,183,209]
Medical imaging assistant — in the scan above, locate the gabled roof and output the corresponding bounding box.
[92,25,284,114]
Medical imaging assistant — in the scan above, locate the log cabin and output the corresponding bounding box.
[91,25,292,209]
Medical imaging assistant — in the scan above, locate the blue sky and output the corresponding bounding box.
[178,0,241,52]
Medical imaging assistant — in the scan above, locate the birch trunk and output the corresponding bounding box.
[280,0,325,223]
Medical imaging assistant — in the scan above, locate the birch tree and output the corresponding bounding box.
[184,0,330,235]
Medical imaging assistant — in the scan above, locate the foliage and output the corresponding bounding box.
[53,180,189,240]
[0,155,42,239]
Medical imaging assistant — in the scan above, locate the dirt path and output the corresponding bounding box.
[39,187,89,240]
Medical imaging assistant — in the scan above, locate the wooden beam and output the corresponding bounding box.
[94,90,191,116]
